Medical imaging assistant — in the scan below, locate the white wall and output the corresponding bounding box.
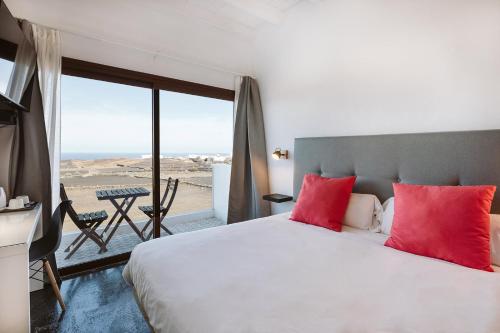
[213,163,231,223]
[60,32,238,90]
[254,0,500,213]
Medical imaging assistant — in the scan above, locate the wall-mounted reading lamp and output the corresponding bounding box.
[272,148,288,160]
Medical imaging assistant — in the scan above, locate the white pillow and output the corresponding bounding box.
[490,214,500,267]
[343,193,383,232]
[381,197,395,235]
[381,198,500,267]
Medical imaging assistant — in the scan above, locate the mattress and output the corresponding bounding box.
[123,213,500,333]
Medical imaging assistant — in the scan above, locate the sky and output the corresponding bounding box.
[61,75,234,155]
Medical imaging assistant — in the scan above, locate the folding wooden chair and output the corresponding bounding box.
[139,177,179,240]
[60,183,109,259]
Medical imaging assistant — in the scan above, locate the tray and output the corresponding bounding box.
[0,201,38,213]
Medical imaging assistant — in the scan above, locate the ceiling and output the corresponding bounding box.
[160,0,305,35]
[4,0,317,76]
[4,0,311,38]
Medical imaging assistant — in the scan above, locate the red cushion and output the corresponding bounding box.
[385,183,496,272]
[290,174,356,231]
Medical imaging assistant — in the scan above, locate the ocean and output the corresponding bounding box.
[61,152,230,161]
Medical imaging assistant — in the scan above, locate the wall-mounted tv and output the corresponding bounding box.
[0,0,33,125]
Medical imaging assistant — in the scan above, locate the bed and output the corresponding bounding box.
[124,130,500,333]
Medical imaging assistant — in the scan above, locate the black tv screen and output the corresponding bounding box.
[0,0,23,75]
[0,0,34,124]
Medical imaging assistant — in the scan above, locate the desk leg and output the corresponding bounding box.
[0,247,30,332]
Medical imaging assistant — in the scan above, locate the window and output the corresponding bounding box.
[57,75,152,269]
[55,59,235,274]
[157,90,233,237]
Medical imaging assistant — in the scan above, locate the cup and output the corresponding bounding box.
[16,195,29,205]
[8,198,24,209]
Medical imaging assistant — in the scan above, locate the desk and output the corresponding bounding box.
[0,204,43,333]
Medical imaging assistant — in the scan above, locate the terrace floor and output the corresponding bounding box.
[56,216,226,268]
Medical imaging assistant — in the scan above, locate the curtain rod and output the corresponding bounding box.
[19,18,254,78]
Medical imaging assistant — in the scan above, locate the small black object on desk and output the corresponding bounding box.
[262,194,293,203]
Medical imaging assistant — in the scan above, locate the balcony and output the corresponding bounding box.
[56,159,231,269]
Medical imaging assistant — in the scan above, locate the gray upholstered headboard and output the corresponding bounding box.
[293,130,500,214]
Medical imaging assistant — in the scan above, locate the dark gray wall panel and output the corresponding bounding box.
[293,130,500,213]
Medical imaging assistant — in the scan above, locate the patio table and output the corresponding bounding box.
[96,187,150,252]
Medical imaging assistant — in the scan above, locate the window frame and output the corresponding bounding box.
[62,58,235,101]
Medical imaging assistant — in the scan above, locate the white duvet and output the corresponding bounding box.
[123,213,500,333]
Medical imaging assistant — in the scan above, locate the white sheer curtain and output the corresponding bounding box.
[6,21,36,103]
[233,75,242,123]
[31,24,62,212]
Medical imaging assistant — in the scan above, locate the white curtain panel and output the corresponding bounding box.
[233,75,242,124]
[6,21,36,103]
[31,24,62,212]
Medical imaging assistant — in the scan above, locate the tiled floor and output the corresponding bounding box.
[30,265,150,333]
[56,217,225,268]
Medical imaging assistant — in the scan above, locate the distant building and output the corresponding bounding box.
[141,154,164,159]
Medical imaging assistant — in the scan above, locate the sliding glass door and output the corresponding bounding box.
[153,90,233,238]
[54,58,235,275]
[57,75,152,269]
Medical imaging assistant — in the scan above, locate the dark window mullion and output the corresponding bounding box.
[152,89,161,238]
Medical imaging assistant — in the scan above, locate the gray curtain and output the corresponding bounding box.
[227,77,271,223]
[7,21,56,282]
[12,75,52,233]
[6,20,52,233]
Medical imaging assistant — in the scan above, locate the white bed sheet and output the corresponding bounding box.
[123,213,500,333]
